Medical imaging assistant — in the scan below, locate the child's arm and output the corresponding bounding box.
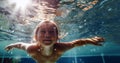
[72,36,104,46]
[5,42,29,51]
[59,36,104,52]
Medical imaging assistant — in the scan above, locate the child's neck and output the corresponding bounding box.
[40,45,54,56]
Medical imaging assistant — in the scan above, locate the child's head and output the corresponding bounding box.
[34,21,59,46]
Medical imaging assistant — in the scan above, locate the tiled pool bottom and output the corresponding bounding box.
[0,56,120,63]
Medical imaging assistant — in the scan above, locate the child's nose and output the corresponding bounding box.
[45,32,50,38]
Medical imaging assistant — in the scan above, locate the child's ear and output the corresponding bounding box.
[58,36,61,40]
[33,35,37,42]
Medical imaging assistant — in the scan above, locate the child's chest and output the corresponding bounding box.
[30,49,63,63]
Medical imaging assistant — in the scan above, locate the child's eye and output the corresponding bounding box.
[49,31,54,33]
[40,31,45,33]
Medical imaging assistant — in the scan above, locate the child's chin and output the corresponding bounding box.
[43,42,52,45]
[43,42,53,46]
[44,43,52,46]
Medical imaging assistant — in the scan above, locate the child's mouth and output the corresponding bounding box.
[43,40,52,45]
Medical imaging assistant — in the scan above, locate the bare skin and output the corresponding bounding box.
[5,21,104,63]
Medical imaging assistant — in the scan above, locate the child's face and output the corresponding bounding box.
[37,22,58,46]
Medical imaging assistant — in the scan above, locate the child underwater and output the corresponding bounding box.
[5,21,104,63]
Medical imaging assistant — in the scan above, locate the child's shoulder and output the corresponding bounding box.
[26,43,39,53]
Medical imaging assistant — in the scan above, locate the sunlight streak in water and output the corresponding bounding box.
[101,53,106,63]
[8,0,31,10]
[6,0,57,24]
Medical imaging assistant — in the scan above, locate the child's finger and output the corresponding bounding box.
[5,47,9,50]
[5,46,12,51]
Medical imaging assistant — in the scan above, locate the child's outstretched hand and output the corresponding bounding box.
[89,36,104,46]
[5,44,15,52]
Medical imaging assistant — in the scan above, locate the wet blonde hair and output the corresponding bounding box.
[33,21,59,42]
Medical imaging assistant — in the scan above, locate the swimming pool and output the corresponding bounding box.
[0,0,120,63]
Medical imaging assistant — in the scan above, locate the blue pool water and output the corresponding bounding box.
[0,0,120,63]
[1,56,120,63]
